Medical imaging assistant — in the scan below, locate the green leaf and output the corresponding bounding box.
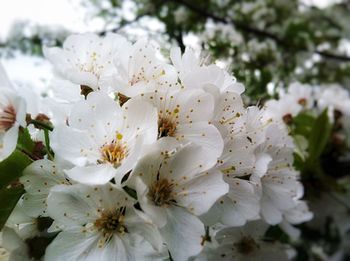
[0,150,32,190]
[307,109,332,161]
[264,225,290,244]
[17,128,35,153]
[0,187,24,230]
[292,112,316,137]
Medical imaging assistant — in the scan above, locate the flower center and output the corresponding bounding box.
[0,105,16,131]
[282,113,293,124]
[158,117,177,138]
[149,178,175,207]
[298,98,307,106]
[94,207,128,236]
[234,236,259,255]
[99,134,128,167]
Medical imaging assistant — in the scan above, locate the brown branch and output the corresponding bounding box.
[100,13,149,36]
[166,0,350,62]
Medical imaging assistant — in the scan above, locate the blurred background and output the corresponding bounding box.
[1,0,350,101]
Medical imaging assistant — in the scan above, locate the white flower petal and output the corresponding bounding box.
[47,184,99,226]
[176,122,224,163]
[44,231,101,261]
[0,125,19,161]
[175,170,229,216]
[65,165,117,185]
[161,207,204,261]
[122,98,158,143]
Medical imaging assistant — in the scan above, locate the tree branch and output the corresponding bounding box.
[166,0,350,62]
[100,13,149,36]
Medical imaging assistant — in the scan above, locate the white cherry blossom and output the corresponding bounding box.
[134,88,224,163]
[46,183,164,261]
[205,221,291,261]
[279,82,314,110]
[0,88,27,161]
[251,124,307,225]
[316,84,350,118]
[129,142,229,261]
[100,39,178,98]
[263,96,302,125]
[44,33,127,91]
[50,92,158,185]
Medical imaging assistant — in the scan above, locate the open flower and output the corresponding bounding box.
[170,47,244,94]
[46,183,164,261]
[206,221,291,261]
[0,88,26,161]
[134,89,224,164]
[100,40,178,98]
[263,96,302,125]
[251,124,307,225]
[316,84,350,119]
[44,33,127,91]
[129,142,228,261]
[51,92,158,185]
[203,95,264,227]
[279,82,314,109]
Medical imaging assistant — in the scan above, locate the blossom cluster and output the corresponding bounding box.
[264,82,350,125]
[0,34,319,261]
[264,82,350,155]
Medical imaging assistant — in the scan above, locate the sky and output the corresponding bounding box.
[0,0,93,40]
[0,0,99,90]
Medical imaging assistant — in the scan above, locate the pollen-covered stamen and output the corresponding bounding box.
[149,178,175,207]
[158,107,179,138]
[158,117,177,138]
[99,133,128,167]
[234,236,259,255]
[0,104,16,131]
[94,207,128,237]
[77,51,104,78]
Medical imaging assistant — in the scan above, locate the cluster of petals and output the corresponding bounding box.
[264,82,350,124]
[0,33,317,261]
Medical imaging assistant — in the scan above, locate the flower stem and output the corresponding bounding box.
[44,129,54,160]
[29,119,54,131]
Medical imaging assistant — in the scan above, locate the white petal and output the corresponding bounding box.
[134,177,168,228]
[2,227,26,252]
[69,91,123,139]
[175,170,229,216]
[0,125,19,161]
[21,159,68,195]
[44,231,101,261]
[121,98,158,143]
[161,207,204,261]
[65,165,116,185]
[176,122,224,165]
[160,144,215,181]
[50,125,97,166]
[207,179,260,227]
[47,184,99,226]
